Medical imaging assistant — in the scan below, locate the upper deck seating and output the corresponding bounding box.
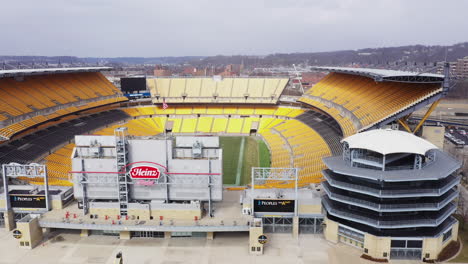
[299,72,442,130]
[0,72,127,139]
[148,77,289,104]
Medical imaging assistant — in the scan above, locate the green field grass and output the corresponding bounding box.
[220,136,271,186]
[258,140,271,167]
[220,137,242,185]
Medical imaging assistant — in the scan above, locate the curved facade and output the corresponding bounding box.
[322,129,461,261]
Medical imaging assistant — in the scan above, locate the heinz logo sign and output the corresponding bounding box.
[129,165,160,179]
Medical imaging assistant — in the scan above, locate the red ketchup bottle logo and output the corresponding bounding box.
[129,166,160,179]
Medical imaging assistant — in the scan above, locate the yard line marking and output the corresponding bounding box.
[235,137,246,186]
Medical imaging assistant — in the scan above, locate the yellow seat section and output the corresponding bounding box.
[154,105,176,114]
[223,107,238,114]
[259,130,292,168]
[237,107,255,115]
[300,72,442,129]
[175,107,193,115]
[138,107,156,115]
[180,118,197,133]
[148,77,288,104]
[197,117,214,132]
[206,107,224,115]
[19,143,75,186]
[255,107,276,115]
[0,72,127,139]
[212,118,228,133]
[275,120,331,185]
[226,118,243,133]
[170,118,183,133]
[241,118,258,134]
[193,106,207,114]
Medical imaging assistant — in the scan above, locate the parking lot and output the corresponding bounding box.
[445,127,468,146]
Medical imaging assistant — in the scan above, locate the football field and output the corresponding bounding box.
[220,136,270,186]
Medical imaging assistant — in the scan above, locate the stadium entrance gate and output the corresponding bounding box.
[262,217,323,234]
[389,239,423,260]
[299,217,323,234]
[262,217,293,233]
[390,249,422,260]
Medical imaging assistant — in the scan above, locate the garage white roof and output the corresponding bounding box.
[311,66,444,83]
[342,129,437,155]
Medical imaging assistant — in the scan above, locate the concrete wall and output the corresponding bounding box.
[323,218,459,261]
[249,222,264,255]
[151,209,201,220]
[16,217,43,249]
[298,204,321,215]
[422,221,459,260]
[88,202,202,220]
[4,210,15,231]
[364,233,391,260]
[51,199,64,210]
[323,217,338,243]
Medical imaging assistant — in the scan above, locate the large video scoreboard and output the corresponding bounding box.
[253,199,295,213]
[9,190,47,209]
[120,77,146,92]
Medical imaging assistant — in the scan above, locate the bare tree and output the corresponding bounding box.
[458,196,468,230]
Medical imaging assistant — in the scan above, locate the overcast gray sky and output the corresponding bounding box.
[2,0,467,57]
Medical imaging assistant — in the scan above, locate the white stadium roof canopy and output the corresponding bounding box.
[311,66,444,83]
[342,129,438,156]
[0,67,112,78]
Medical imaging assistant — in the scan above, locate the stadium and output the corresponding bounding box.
[0,64,461,262]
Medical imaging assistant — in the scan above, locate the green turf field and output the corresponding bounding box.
[220,136,271,186]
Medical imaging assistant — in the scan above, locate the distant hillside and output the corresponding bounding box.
[0,55,205,67]
[189,42,468,67]
[1,42,468,68]
[81,56,205,65]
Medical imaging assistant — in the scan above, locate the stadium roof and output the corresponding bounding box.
[342,129,437,155]
[0,67,112,78]
[311,66,444,83]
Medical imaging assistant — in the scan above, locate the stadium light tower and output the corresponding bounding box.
[292,64,305,94]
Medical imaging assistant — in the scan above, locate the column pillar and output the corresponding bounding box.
[249,218,264,255]
[4,210,15,231]
[292,216,299,239]
[80,229,90,237]
[207,232,214,240]
[119,230,131,240]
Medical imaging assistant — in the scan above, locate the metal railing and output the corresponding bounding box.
[323,182,459,212]
[0,94,125,128]
[322,198,456,229]
[39,219,250,232]
[323,171,460,198]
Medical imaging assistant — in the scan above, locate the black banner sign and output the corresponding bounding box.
[10,195,46,209]
[253,199,295,213]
